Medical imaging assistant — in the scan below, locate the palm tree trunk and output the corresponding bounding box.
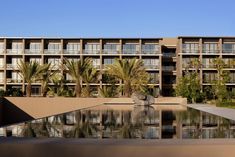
[75,80,81,97]
[26,83,31,97]
[124,81,131,97]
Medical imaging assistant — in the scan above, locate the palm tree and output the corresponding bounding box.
[18,60,47,97]
[21,122,36,137]
[40,63,58,97]
[107,58,149,97]
[82,67,99,97]
[98,85,117,97]
[64,58,92,97]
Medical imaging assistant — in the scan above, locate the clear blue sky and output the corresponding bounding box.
[0,0,234,37]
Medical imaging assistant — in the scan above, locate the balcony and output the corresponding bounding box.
[83,50,100,55]
[63,50,80,55]
[141,50,159,55]
[202,50,220,54]
[25,49,41,54]
[44,49,61,54]
[7,49,23,55]
[102,49,119,55]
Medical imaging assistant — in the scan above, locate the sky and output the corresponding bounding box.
[0,0,234,37]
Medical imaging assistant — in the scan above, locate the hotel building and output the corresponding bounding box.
[0,37,234,97]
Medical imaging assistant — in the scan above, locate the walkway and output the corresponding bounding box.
[186,104,235,121]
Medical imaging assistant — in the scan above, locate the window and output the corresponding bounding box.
[29,58,41,64]
[12,72,21,82]
[47,43,61,54]
[123,44,139,54]
[12,42,23,54]
[202,58,215,68]
[142,44,159,54]
[66,73,73,81]
[223,44,235,53]
[92,58,100,68]
[0,42,4,53]
[103,44,119,54]
[66,43,80,54]
[149,73,159,84]
[84,44,100,54]
[203,73,217,83]
[48,58,60,68]
[0,72,4,83]
[182,43,199,53]
[12,57,21,68]
[203,43,218,53]
[31,86,41,96]
[29,43,41,53]
[104,58,115,65]
[143,59,159,69]
[0,58,4,68]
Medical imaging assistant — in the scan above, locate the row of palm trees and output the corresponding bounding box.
[17,58,150,97]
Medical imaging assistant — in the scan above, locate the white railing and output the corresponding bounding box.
[25,49,41,54]
[63,50,80,54]
[7,49,23,54]
[83,50,100,54]
[44,49,61,54]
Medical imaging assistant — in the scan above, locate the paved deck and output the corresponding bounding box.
[1,138,235,157]
[187,104,235,121]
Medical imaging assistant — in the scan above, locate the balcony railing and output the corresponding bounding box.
[222,49,235,54]
[83,50,100,54]
[162,66,176,71]
[25,49,41,54]
[227,80,235,83]
[202,64,216,68]
[0,49,4,54]
[144,65,159,69]
[63,50,80,55]
[93,64,101,68]
[163,53,176,57]
[102,49,119,54]
[202,50,219,54]
[182,49,199,54]
[6,78,23,83]
[7,64,18,69]
[141,50,159,55]
[7,49,23,54]
[44,49,61,54]
[149,79,159,84]
[122,50,138,54]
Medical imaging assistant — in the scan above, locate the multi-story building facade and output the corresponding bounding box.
[177,37,235,94]
[0,38,162,97]
[0,37,234,97]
